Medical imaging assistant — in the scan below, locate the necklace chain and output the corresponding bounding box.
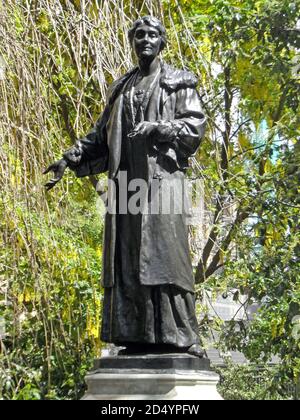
[130,69,160,127]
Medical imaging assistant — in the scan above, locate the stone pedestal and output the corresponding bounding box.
[82,354,223,400]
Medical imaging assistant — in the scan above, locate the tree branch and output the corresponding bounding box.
[196,207,250,283]
[272,85,289,126]
[195,65,234,282]
[229,118,251,141]
[221,65,232,181]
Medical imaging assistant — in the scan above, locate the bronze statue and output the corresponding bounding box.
[44,16,206,357]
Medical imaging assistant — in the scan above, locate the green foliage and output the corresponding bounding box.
[167,0,299,398]
[0,0,111,398]
[216,363,294,400]
[0,187,103,399]
[217,145,300,394]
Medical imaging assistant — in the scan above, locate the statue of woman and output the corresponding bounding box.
[44,16,206,357]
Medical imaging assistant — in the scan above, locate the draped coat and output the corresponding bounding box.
[64,62,206,293]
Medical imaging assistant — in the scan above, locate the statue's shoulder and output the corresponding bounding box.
[160,62,198,91]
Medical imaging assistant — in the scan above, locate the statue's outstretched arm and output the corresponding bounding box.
[44,106,110,189]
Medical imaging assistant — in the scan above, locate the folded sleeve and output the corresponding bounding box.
[154,88,206,168]
[63,106,110,177]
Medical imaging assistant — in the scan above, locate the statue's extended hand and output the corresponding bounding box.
[43,158,68,191]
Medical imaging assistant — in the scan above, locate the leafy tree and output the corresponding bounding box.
[216,363,291,400]
[165,0,299,395]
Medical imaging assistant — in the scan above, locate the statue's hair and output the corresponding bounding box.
[128,16,167,52]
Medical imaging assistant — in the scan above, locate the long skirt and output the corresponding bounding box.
[101,209,200,348]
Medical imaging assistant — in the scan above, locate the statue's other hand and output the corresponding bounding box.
[43,158,68,191]
[128,121,158,139]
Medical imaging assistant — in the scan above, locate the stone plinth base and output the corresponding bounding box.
[82,354,222,400]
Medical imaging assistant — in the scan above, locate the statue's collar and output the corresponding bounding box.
[127,61,198,90]
[107,61,197,105]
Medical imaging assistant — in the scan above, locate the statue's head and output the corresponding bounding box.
[128,16,167,60]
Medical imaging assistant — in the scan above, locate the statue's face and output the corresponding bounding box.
[133,24,162,60]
